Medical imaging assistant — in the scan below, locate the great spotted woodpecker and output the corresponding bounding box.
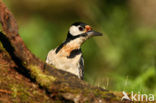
[46,22,102,79]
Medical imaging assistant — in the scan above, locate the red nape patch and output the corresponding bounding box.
[85,25,92,32]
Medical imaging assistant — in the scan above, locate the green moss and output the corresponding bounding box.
[28,65,56,87]
[23,61,27,65]
[49,64,56,69]
[81,88,119,101]
[0,24,2,30]
[0,56,55,102]
[19,91,30,102]
[0,42,5,51]
[11,86,18,98]
[10,84,31,102]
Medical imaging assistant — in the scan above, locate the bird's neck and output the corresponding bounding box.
[65,37,85,49]
[55,37,86,56]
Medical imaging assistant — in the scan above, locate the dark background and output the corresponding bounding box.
[3,0,156,95]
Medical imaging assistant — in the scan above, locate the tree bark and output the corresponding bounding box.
[0,0,128,103]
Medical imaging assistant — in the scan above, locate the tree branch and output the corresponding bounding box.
[0,0,127,102]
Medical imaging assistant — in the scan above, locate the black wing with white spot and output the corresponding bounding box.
[79,55,84,80]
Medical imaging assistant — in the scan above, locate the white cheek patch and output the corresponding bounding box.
[69,26,84,36]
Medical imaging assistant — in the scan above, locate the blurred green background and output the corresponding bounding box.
[3,0,156,95]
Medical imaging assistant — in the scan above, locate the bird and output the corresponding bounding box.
[46,22,102,80]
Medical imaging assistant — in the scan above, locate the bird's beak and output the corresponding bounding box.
[86,30,103,37]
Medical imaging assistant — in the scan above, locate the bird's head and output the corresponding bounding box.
[67,22,103,41]
[55,22,103,54]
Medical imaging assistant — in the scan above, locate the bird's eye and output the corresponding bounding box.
[79,27,84,31]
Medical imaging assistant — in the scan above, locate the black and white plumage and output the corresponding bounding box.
[46,22,102,79]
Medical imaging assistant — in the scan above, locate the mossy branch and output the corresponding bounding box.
[0,0,129,102]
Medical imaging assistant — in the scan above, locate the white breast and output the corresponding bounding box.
[46,49,82,78]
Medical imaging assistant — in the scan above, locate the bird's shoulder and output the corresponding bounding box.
[46,49,56,64]
[47,49,56,57]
